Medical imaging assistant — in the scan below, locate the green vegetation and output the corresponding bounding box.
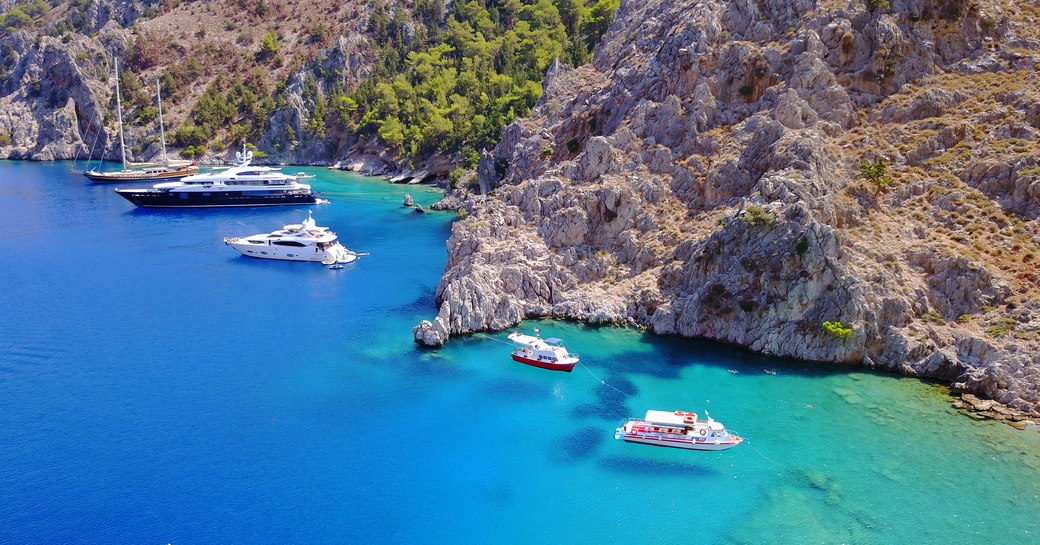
[865,0,890,12]
[348,0,618,159]
[921,310,946,324]
[739,204,776,226]
[2,0,47,32]
[0,133,11,146]
[858,158,893,196]
[822,320,852,339]
[987,316,1017,338]
[175,75,275,153]
[258,31,280,63]
[795,236,809,255]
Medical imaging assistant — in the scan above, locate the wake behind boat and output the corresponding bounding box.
[614,410,743,451]
[224,210,357,263]
[507,328,579,372]
[115,147,318,208]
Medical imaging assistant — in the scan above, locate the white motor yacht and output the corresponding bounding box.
[115,148,317,207]
[224,211,357,263]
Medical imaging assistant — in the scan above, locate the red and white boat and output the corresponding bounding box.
[507,328,579,372]
[614,410,743,451]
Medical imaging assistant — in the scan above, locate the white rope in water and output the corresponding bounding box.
[730,431,779,466]
[577,360,628,396]
[476,333,513,346]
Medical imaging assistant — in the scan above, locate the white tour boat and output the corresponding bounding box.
[614,410,743,451]
[507,328,579,372]
[223,211,357,263]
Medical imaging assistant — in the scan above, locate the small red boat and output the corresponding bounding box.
[507,328,579,372]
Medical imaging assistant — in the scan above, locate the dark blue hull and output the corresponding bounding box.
[115,189,318,208]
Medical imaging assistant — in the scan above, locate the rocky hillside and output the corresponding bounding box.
[414,0,1040,420]
[0,0,612,171]
[0,0,377,163]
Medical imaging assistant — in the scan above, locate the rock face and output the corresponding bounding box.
[258,35,373,165]
[0,6,382,165]
[416,0,1040,417]
[0,30,119,161]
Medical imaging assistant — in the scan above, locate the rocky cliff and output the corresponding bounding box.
[415,0,1040,418]
[0,0,383,165]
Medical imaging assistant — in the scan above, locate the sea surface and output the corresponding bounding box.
[0,160,1038,544]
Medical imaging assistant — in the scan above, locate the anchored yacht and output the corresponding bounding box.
[507,328,579,372]
[81,60,200,183]
[224,211,357,263]
[115,148,317,207]
[614,410,743,451]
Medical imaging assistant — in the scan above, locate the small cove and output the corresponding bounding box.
[0,161,1037,544]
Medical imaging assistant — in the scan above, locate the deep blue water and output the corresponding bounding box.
[1,160,1038,544]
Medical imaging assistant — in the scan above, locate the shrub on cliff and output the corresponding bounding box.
[257,31,280,63]
[823,321,853,339]
[739,204,776,226]
[858,158,893,196]
[865,0,890,12]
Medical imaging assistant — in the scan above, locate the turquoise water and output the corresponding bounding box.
[0,160,1037,544]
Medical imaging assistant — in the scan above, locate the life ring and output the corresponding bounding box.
[699,429,706,436]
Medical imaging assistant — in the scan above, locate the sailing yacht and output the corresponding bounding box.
[82,60,199,183]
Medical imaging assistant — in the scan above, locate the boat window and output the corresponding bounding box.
[272,241,307,247]
[247,239,265,244]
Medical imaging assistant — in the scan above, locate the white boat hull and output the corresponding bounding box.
[614,412,743,451]
[615,432,742,451]
[224,239,356,263]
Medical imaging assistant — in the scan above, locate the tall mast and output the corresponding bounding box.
[156,78,167,166]
[114,57,127,170]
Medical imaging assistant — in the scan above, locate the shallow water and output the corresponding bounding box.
[0,161,1037,544]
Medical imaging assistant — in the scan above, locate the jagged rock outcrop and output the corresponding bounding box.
[0,4,383,165]
[416,0,1040,417]
[258,36,373,165]
[0,29,120,161]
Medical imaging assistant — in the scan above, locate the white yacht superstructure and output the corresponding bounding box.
[224,211,356,263]
[115,148,318,207]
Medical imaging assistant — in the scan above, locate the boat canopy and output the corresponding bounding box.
[543,337,563,344]
[644,410,698,426]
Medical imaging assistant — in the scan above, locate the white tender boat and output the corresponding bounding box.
[614,410,743,451]
[224,211,357,263]
[506,328,579,372]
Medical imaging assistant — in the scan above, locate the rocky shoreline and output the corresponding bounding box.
[414,0,1040,420]
[4,1,1040,422]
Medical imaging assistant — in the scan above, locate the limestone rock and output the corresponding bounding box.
[477,149,497,194]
